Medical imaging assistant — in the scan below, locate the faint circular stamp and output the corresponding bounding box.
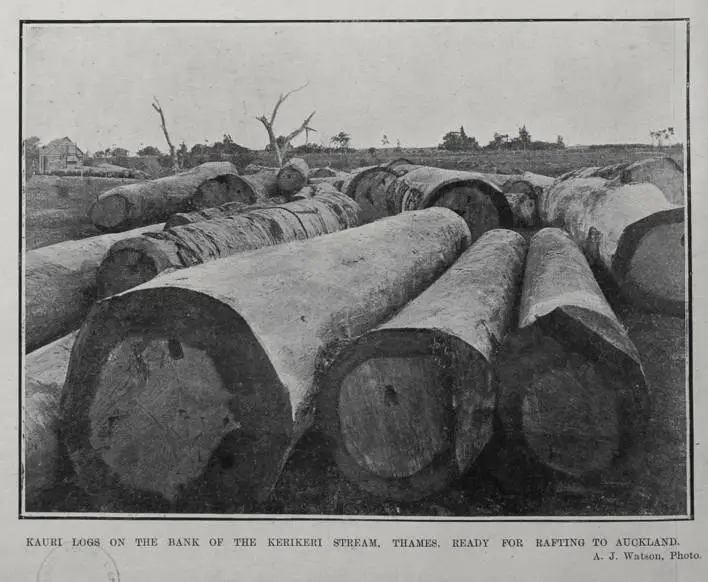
[37,546,119,582]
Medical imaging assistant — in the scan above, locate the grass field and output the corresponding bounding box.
[24,145,689,517]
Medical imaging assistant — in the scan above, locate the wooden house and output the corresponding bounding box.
[39,137,84,173]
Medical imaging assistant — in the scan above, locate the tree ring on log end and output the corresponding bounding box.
[62,288,292,508]
[320,329,490,501]
[277,167,307,195]
[96,237,175,298]
[89,194,130,231]
[193,175,260,208]
[612,207,685,315]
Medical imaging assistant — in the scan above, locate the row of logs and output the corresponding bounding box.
[27,211,651,511]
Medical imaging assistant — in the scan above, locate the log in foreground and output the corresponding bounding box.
[89,162,239,232]
[26,223,165,352]
[24,332,77,503]
[319,229,527,501]
[276,157,309,197]
[539,176,685,314]
[382,165,514,241]
[61,209,472,509]
[558,157,683,204]
[97,189,362,297]
[497,228,649,479]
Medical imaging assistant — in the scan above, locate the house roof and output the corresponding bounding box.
[40,137,84,156]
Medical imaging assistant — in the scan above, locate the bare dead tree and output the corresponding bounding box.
[152,97,179,173]
[256,81,316,167]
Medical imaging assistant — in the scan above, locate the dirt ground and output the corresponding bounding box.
[24,147,690,517]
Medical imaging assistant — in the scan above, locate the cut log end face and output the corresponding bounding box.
[91,195,129,230]
[97,249,159,298]
[194,176,258,209]
[625,222,685,306]
[277,168,307,195]
[89,335,238,501]
[339,356,450,479]
[522,362,620,477]
[433,184,501,242]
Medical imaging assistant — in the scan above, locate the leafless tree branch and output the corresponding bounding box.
[152,96,179,173]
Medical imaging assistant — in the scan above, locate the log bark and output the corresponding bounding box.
[557,157,684,204]
[164,197,287,228]
[242,163,279,175]
[496,228,649,479]
[96,189,362,298]
[319,229,527,501]
[381,165,514,242]
[89,162,239,232]
[61,208,471,510]
[26,223,165,352]
[24,332,77,503]
[276,157,309,196]
[539,176,685,314]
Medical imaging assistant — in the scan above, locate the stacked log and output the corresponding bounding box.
[191,170,280,209]
[539,175,685,314]
[478,171,555,227]
[496,228,650,478]
[276,158,309,197]
[381,165,514,241]
[89,162,240,232]
[318,229,527,501]
[96,189,362,298]
[24,332,77,502]
[341,165,404,222]
[26,223,165,352]
[557,157,684,204]
[60,208,471,510]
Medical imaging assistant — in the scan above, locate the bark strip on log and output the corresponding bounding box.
[61,209,471,510]
[24,332,77,503]
[26,223,165,352]
[557,157,684,204]
[340,166,403,223]
[539,176,685,314]
[89,162,239,232]
[497,228,649,479]
[319,229,527,501]
[96,190,362,297]
[276,157,309,197]
[381,165,514,242]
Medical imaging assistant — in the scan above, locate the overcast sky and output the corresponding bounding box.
[22,21,687,153]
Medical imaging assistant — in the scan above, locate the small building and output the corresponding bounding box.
[39,137,84,173]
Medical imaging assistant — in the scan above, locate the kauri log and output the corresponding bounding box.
[382,165,514,241]
[539,176,685,314]
[26,223,165,352]
[191,170,279,209]
[24,332,77,502]
[89,162,239,231]
[96,189,362,297]
[319,229,527,501]
[61,208,471,509]
[497,228,649,478]
[276,157,309,197]
[341,165,403,223]
[558,157,684,204]
[165,196,287,228]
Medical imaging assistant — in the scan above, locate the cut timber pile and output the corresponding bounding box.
[61,208,471,510]
[319,229,527,501]
[380,165,514,241]
[558,156,684,204]
[96,189,362,297]
[539,174,685,314]
[24,332,76,503]
[276,157,309,197]
[89,162,239,232]
[26,223,165,352]
[496,228,649,478]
